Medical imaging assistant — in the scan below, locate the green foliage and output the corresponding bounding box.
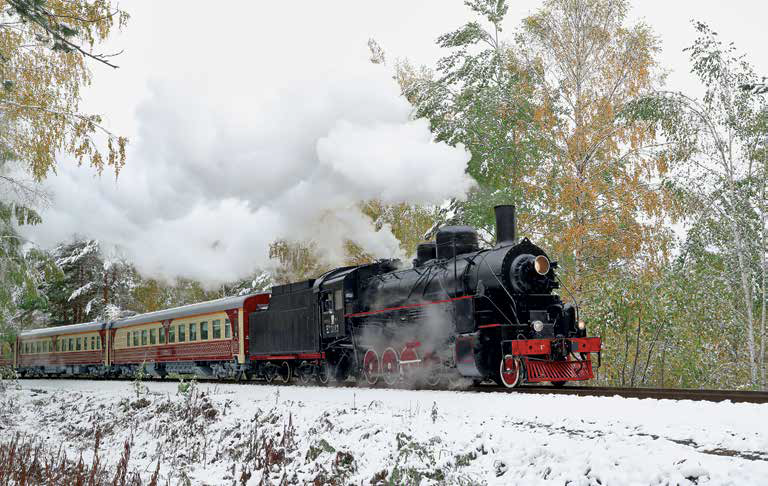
[396,0,548,235]
[625,21,768,388]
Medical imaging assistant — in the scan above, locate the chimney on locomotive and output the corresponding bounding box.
[494,204,516,245]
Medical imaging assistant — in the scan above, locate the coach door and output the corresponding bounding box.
[320,285,344,337]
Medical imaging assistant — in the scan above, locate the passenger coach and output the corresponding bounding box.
[11,293,268,378]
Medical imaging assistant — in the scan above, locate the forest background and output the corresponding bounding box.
[1,0,767,390]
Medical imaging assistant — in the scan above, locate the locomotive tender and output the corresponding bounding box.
[3,205,601,388]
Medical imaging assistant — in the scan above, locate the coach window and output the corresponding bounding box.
[84,338,89,351]
[36,341,41,353]
[126,332,131,348]
[200,321,209,340]
[133,332,139,347]
[189,323,197,341]
[224,318,231,339]
[91,336,96,350]
[178,324,186,342]
[96,337,101,350]
[68,338,73,352]
[141,330,148,346]
[159,327,166,344]
[150,328,157,345]
[75,338,81,351]
[55,340,60,352]
[212,320,221,339]
[169,326,175,343]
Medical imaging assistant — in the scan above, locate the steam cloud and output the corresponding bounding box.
[21,63,474,284]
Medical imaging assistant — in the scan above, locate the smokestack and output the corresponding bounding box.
[494,205,516,245]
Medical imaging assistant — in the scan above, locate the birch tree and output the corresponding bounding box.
[519,0,678,306]
[630,22,768,388]
[0,0,128,180]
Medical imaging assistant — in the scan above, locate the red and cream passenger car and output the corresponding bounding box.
[108,293,268,378]
[12,293,268,378]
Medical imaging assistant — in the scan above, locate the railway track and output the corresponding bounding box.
[18,376,768,404]
[479,384,768,404]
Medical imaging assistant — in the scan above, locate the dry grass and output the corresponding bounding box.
[0,430,157,486]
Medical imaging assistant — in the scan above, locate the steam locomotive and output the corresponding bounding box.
[7,205,601,388]
[249,205,601,388]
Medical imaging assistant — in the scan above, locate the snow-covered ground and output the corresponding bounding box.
[2,379,767,485]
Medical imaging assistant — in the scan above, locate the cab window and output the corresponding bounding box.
[334,289,343,310]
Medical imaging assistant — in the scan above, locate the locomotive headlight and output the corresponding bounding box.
[532,320,545,332]
[578,320,586,330]
[533,255,550,275]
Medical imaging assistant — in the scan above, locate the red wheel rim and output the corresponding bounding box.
[381,347,399,385]
[500,356,521,388]
[399,346,420,383]
[363,349,379,385]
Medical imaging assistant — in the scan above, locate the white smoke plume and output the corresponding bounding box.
[21,63,474,284]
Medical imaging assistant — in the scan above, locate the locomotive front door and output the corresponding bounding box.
[320,287,344,337]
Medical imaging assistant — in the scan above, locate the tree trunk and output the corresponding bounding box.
[621,318,630,386]
[660,339,667,388]
[760,172,767,390]
[103,270,109,308]
[641,318,664,385]
[629,312,642,387]
[726,203,758,385]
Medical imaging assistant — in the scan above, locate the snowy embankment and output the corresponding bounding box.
[2,380,767,485]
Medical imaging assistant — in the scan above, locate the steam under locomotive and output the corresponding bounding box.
[249,205,601,388]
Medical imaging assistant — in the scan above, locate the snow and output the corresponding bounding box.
[3,379,768,485]
[68,281,96,302]
[55,239,100,267]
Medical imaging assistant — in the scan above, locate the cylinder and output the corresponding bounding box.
[494,205,516,244]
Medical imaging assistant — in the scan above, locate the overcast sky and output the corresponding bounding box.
[21,1,768,284]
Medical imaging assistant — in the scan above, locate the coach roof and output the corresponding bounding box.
[110,292,269,329]
[20,321,104,339]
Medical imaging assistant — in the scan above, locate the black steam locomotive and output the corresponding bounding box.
[248,205,601,388]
